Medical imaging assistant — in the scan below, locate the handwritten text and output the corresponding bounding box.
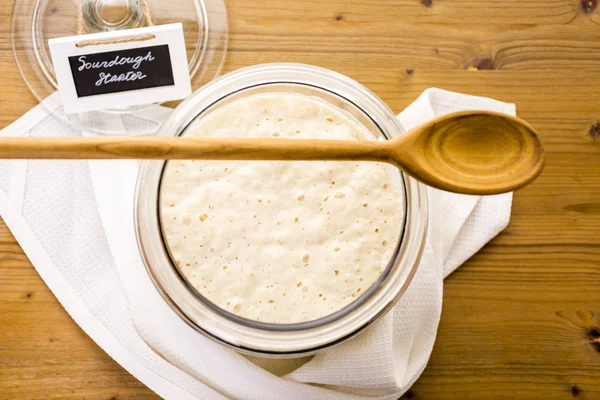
[78,51,155,71]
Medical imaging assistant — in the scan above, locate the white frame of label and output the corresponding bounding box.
[49,23,191,114]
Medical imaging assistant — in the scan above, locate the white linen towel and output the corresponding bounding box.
[0,88,514,399]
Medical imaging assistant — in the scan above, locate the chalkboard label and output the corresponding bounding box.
[49,23,191,114]
[68,45,175,98]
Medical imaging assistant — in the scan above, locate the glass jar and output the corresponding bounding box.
[135,63,428,357]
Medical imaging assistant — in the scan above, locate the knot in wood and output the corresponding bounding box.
[589,328,600,353]
[466,57,494,71]
[589,122,600,140]
[581,0,598,13]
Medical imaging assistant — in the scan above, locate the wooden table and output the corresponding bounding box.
[1,0,599,399]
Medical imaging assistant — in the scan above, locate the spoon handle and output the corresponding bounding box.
[0,136,392,161]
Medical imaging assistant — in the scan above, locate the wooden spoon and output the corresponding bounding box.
[0,110,544,195]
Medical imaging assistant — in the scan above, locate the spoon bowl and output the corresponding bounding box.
[389,111,545,195]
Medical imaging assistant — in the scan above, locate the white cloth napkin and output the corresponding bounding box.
[0,88,514,399]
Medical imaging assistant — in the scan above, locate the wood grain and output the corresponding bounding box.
[1,0,599,399]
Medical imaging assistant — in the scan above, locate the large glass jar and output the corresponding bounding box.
[135,63,428,357]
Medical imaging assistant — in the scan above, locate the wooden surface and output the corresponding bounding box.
[1,0,599,399]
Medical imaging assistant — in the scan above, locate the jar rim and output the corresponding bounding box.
[135,63,428,356]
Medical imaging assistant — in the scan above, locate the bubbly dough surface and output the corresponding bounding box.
[160,94,403,323]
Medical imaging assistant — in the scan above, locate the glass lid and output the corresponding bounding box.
[11,0,228,110]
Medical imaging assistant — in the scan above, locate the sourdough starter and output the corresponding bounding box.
[159,93,403,323]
